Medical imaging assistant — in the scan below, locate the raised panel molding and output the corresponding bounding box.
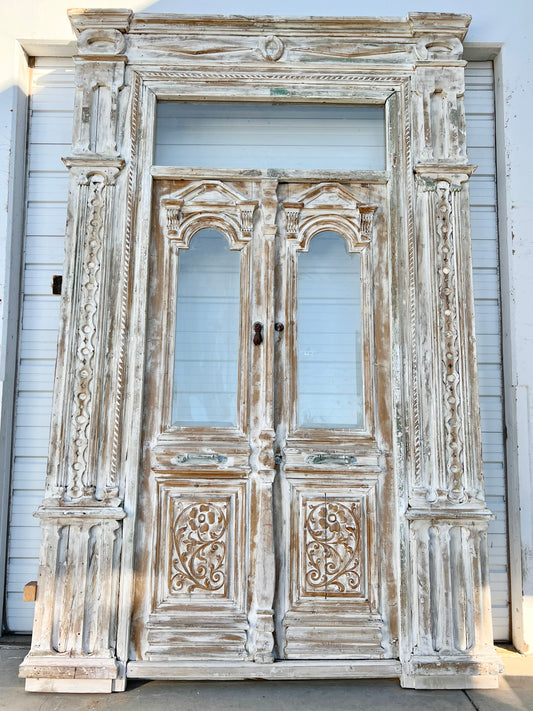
[20,9,502,693]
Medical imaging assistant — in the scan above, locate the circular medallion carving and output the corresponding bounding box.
[260,34,284,62]
[78,28,126,56]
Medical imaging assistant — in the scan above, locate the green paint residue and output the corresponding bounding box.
[270,88,289,96]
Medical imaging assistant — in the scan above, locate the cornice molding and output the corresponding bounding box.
[68,11,471,66]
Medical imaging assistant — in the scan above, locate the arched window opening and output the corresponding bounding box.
[172,228,241,427]
[297,230,363,429]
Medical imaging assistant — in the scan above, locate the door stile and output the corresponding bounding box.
[272,184,291,659]
[246,179,278,662]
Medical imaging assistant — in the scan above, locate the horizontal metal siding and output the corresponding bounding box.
[466,62,510,640]
[155,102,386,170]
[4,59,509,641]
[4,57,73,632]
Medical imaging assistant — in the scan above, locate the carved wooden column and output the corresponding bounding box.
[19,10,132,693]
[400,22,502,688]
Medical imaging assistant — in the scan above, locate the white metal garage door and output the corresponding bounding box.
[465,62,509,640]
[3,58,510,639]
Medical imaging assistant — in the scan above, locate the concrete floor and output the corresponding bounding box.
[1,641,531,711]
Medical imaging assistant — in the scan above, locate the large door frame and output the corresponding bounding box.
[19,10,502,692]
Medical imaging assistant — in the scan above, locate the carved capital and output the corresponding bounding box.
[62,157,125,184]
[282,202,303,238]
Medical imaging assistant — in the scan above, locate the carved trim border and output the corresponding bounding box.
[403,82,422,490]
[109,71,141,492]
[139,70,409,86]
[60,162,123,501]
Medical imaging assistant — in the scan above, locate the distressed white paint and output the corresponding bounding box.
[9,10,502,692]
[0,0,528,674]
[2,57,511,655]
[0,2,527,697]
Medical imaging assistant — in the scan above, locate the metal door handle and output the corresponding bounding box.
[253,322,263,345]
[306,453,357,466]
[171,453,228,465]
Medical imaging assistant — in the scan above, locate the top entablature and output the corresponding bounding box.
[67,9,471,66]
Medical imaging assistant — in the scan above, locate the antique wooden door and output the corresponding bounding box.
[131,174,397,666]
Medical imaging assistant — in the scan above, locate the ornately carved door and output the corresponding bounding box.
[131,174,397,665]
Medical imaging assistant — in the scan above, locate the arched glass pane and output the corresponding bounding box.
[172,229,240,427]
[297,231,363,429]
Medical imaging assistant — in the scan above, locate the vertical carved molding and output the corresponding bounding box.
[20,10,132,693]
[402,34,501,686]
[247,180,277,663]
[55,163,124,502]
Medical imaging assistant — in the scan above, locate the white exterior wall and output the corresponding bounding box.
[0,1,531,654]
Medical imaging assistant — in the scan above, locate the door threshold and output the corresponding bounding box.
[127,659,401,680]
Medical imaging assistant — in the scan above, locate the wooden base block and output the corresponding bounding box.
[127,659,402,680]
[401,655,503,689]
[401,673,500,690]
[25,678,114,693]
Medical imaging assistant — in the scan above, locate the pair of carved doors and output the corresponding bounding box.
[132,173,397,665]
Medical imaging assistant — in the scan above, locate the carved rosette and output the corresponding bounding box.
[259,34,284,62]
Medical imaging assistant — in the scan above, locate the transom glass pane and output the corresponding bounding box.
[297,231,363,429]
[172,229,240,427]
[156,102,385,170]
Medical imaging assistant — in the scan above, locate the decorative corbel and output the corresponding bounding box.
[283,202,303,238]
[358,205,379,240]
